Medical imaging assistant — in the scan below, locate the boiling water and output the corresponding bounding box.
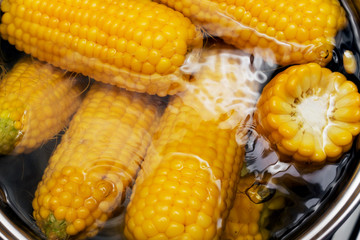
[0,1,359,239]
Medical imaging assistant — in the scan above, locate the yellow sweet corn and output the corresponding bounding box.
[0,55,83,154]
[0,0,203,96]
[124,47,260,240]
[223,174,264,240]
[32,82,162,239]
[255,63,360,163]
[155,0,347,66]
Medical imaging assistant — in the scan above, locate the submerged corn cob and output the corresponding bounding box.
[255,63,360,163]
[0,56,82,154]
[155,0,347,66]
[32,82,162,239]
[222,175,264,240]
[124,47,260,239]
[0,0,203,96]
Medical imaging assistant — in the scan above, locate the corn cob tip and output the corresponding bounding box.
[310,42,333,67]
[0,117,21,154]
[41,213,68,240]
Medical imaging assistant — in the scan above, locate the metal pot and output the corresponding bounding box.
[0,1,360,239]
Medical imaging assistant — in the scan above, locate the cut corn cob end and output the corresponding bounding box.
[255,63,360,163]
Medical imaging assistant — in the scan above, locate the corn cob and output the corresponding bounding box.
[0,0,203,96]
[155,0,347,66]
[222,175,265,240]
[32,82,162,239]
[0,55,83,154]
[124,47,260,240]
[255,63,360,163]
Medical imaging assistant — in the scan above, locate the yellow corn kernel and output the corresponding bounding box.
[343,50,357,74]
[333,107,360,122]
[268,96,293,115]
[281,131,303,153]
[335,92,360,108]
[124,46,260,239]
[327,125,352,146]
[255,63,360,163]
[32,82,162,239]
[0,56,83,154]
[278,121,300,139]
[156,0,347,66]
[266,114,292,130]
[298,132,315,157]
[0,0,203,96]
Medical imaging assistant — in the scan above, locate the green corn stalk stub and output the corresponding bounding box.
[0,117,20,154]
[44,213,69,240]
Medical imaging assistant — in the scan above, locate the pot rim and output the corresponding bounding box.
[0,1,360,240]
